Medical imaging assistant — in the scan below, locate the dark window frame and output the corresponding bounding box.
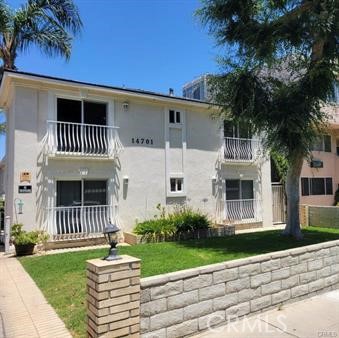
[301,177,333,196]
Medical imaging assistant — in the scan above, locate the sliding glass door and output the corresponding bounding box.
[225,179,255,221]
[56,180,108,235]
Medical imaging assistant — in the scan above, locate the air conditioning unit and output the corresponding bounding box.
[310,160,323,168]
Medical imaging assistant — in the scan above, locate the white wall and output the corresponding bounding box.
[5,83,273,233]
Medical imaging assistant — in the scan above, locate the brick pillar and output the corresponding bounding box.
[86,255,141,338]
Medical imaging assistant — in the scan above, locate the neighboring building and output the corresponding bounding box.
[0,70,274,243]
[300,100,339,206]
[182,74,210,101]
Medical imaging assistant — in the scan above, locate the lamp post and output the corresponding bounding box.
[103,222,121,261]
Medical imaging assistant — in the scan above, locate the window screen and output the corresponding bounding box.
[169,110,175,123]
[311,178,325,195]
[226,180,240,200]
[301,178,309,196]
[324,135,332,152]
[224,121,234,138]
[84,180,107,206]
[241,180,254,199]
[325,178,333,195]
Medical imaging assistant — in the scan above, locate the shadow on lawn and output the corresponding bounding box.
[172,229,339,256]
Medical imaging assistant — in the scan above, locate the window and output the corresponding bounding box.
[301,178,309,196]
[312,135,332,152]
[57,180,107,207]
[328,81,339,103]
[169,110,181,124]
[311,178,325,195]
[224,120,252,139]
[56,180,108,235]
[301,177,333,196]
[57,98,107,125]
[225,179,254,200]
[170,178,183,193]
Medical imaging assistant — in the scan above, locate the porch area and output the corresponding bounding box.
[44,180,116,241]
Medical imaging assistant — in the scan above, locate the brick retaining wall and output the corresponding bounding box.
[140,239,339,338]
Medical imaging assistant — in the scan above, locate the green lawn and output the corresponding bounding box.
[20,227,339,337]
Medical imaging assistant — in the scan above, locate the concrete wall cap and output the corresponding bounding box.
[86,255,141,269]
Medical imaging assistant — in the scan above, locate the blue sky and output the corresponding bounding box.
[0,0,220,158]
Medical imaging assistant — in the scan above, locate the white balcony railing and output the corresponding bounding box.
[46,121,123,158]
[46,205,113,240]
[224,199,262,224]
[223,137,261,162]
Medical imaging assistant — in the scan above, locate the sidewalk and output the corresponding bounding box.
[0,253,71,338]
[195,290,339,338]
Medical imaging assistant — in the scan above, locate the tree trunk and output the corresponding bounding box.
[282,152,304,239]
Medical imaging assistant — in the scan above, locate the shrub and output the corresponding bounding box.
[133,218,176,241]
[133,205,210,240]
[168,205,209,234]
[334,188,339,206]
[11,223,49,245]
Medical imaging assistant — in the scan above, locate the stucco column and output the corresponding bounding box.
[86,255,141,337]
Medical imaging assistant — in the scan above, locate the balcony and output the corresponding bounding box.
[46,121,123,159]
[222,137,261,163]
[46,205,113,240]
[224,199,262,224]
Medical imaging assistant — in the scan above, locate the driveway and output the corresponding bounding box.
[195,290,339,338]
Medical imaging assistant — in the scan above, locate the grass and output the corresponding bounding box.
[20,226,339,337]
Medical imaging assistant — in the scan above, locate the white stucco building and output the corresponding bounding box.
[0,70,275,243]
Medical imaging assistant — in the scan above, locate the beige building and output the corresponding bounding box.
[0,70,276,243]
[300,104,339,206]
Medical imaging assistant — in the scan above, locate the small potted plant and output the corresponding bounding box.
[11,223,49,256]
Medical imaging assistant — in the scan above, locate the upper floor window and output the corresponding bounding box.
[224,120,252,139]
[311,135,331,152]
[57,98,107,126]
[169,109,181,124]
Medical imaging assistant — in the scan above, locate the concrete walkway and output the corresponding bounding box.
[0,253,71,338]
[195,290,339,338]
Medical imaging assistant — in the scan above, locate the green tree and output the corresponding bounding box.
[0,0,82,70]
[198,0,338,239]
[0,0,82,134]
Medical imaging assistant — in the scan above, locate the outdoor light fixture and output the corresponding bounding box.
[103,222,121,261]
[15,198,24,214]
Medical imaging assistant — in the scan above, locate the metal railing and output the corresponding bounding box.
[224,199,262,223]
[223,137,260,162]
[46,121,123,158]
[46,205,113,240]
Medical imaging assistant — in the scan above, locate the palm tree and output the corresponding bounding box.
[0,0,82,70]
[0,0,82,135]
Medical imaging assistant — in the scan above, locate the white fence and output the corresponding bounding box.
[223,137,261,162]
[46,121,123,158]
[46,205,113,240]
[224,199,262,223]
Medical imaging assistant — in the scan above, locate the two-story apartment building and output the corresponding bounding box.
[300,103,339,206]
[0,70,274,243]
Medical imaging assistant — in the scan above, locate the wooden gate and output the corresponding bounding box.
[272,184,286,224]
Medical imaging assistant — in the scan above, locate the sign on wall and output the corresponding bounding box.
[20,171,31,183]
[18,185,32,193]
